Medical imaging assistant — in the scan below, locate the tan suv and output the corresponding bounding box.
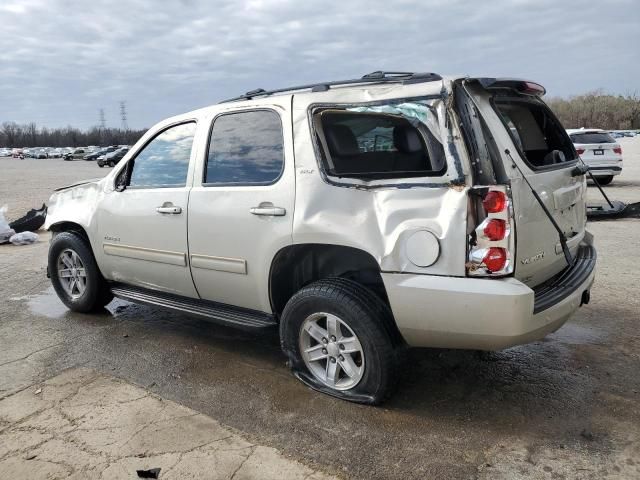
[45,72,596,404]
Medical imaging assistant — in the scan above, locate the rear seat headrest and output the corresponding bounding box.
[325,124,360,156]
[393,125,423,153]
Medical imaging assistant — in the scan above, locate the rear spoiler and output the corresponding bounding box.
[474,78,546,97]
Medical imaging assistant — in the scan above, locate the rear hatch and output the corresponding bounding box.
[459,80,588,288]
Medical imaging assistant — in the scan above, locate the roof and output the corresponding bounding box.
[218,71,443,103]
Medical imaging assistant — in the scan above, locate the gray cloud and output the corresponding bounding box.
[1,0,638,129]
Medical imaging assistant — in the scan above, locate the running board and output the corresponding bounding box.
[110,283,277,329]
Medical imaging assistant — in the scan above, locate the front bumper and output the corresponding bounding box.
[382,241,596,350]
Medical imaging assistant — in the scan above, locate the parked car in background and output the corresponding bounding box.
[97,147,129,167]
[84,146,117,161]
[33,149,49,159]
[63,148,87,161]
[0,148,11,157]
[567,128,623,185]
[45,72,596,404]
[11,148,23,158]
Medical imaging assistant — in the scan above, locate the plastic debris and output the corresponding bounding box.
[34,388,42,395]
[136,468,161,478]
[0,205,15,244]
[9,203,47,233]
[9,231,39,245]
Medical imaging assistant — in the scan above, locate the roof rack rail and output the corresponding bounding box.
[219,71,442,103]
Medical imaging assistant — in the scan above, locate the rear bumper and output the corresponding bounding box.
[383,239,596,350]
[588,165,622,176]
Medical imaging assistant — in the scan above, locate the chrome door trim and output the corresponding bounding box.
[190,254,247,274]
[103,243,187,266]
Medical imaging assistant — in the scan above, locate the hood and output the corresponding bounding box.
[54,178,104,192]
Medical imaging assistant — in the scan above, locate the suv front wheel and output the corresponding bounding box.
[280,278,400,404]
[48,232,113,312]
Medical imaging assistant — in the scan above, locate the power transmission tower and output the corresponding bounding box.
[99,109,106,129]
[120,101,128,131]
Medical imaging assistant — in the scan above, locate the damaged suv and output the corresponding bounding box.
[45,72,596,404]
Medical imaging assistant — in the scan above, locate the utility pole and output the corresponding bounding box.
[120,101,128,131]
[98,108,106,146]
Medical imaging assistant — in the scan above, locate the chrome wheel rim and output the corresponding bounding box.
[299,312,365,391]
[57,249,87,299]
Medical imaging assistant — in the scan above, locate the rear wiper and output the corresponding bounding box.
[505,149,573,267]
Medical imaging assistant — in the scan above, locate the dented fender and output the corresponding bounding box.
[44,178,105,247]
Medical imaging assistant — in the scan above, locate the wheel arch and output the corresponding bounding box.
[269,243,391,316]
[49,221,90,243]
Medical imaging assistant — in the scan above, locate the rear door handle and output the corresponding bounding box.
[156,205,182,214]
[250,206,286,216]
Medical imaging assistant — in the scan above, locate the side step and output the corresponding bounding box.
[110,283,277,330]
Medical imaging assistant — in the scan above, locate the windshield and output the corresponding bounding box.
[569,132,615,144]
[313,99,446,180]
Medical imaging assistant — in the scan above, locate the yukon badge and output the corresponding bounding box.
[521,252,544,265]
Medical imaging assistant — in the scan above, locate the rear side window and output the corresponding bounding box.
[495,99,576,169]
[205,110,284,185]
[314,101,446,180]
[128,122,196,188]
[569,132,615,144]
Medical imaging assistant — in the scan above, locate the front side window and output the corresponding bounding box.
[495,99,575,169]
[313,100,447,180]
[205,110,284,185]
[128,122,196,188]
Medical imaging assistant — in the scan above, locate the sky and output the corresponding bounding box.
[1,0,638,130]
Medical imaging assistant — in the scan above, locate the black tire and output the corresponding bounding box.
[280,278,400,405]
[108,161,115,167]
[595,175,613,185]
[98,163,104,168]
[48,232,113,313]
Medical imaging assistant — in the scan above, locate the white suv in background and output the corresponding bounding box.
[567,128,623,185]
[45,72,596,404]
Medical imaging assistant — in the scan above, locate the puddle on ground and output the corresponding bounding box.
[548,323,605,345]
[21,286,129,319]
[26,286,69,318]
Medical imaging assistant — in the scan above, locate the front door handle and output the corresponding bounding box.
[156,204,182,214]
[250,206,286,216]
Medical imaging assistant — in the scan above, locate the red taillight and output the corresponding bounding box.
[614,147,622,154]
[576,148,585,155]
[483,219,507,241]
[482,191,507,213]
[483,247,507,272]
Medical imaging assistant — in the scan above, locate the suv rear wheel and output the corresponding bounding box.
[280,278,399,404]
[48,232,113,312]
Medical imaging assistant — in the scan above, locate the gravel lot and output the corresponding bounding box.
[1,141,639,480]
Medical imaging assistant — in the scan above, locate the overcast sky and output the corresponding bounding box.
[1,0,638,129]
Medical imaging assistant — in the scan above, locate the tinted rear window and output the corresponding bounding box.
[495,99,576,169]
[569,132,615,144]
[205,110,284,185]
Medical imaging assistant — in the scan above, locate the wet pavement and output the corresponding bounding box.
[1,141,640,479]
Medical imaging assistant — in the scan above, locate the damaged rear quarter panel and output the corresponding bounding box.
[291,82,470,276]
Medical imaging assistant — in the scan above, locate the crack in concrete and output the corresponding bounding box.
[229,445,257,480]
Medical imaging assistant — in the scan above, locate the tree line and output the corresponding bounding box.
[0,122,146,148]
[546,90,640,130]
